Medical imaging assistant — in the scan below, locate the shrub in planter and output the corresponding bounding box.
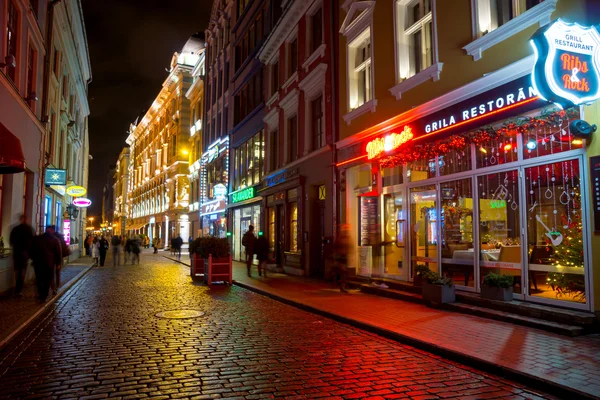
[422,272,455,305]
[481,273,514,301]
[191,236,231,259]
[413,264,431,287]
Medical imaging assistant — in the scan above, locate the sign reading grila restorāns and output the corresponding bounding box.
[531,19,600,108]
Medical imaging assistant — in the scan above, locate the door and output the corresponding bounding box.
[310,199,326,278]
[277,204,285,266]
[409,185,438,277]
[239,216,251,261]
[383,191,407,280]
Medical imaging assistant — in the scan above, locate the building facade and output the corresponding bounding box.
[336,0,599,312]
[126,35,202,248]
[101,165,115,232]
[200,0,233,241]
[257,0,338,277]
[113,147,130,236]
[186,36,205,240]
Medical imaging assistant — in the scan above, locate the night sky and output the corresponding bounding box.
[82,0,211,218]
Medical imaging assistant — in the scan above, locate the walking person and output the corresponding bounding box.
[31,227,62,302]
[130,237,141,265]
[255,234,269,278]
[124,237,131,263]
[332,225,352,293]
[99,235,109,266]
[152,236,159,254]
[170,237,176,256]
[91,237,100,266]
[111,235,121,266]
[84,235,91,256]
[242,225,256,277]
[48,225,71,295]
[173,234,183,261]
[9,214,34,297]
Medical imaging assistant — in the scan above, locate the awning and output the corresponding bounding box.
[0,121,25,174]
[127,222,147,231]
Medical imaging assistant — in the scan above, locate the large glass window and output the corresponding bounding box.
[439,148,472,176]
[311,96,324,151]
[384,193,406,280]
[234,130,264,190]
[476,129,519,168]
[441,179,474,287]
[311,8,323,53]
[407,158,435,182]
[6,0,18,83]
[382,165,403,187]
[289,202,298,252]
[525,159,585,303]
[478,170,522,294]
[410,185,438,275]
[522,113,583,159]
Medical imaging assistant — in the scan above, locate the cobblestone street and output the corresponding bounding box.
[0,254,555,399]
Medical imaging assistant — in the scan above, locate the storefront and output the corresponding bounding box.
[337,21,600,311]
[200,137,229,239]
[200,198,226,238]
[227,185,262,262]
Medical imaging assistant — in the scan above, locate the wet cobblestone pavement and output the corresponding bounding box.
[0,254,555,399]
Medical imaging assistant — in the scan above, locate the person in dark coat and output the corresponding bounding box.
[254,234,269,278]
[9,214,34,297]
[111,235,121,266]
[242,225,256,277]
[130,237,141,265]
[173,234,183,261]
[31,227,62,302]
[47,225,70,295]
[99,236,109,266]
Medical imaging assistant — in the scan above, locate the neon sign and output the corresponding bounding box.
[66,186,87,197]
[366,126,414,160]
[73,198,92,207]
[63,220,71,246]
[230,187,255,204]
[531,19,600,108]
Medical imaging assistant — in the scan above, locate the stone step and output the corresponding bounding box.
[360,284,424,304]
[445,302,586,337]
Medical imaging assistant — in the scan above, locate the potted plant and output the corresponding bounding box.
[413,264,431,287]
[481,272,514,301]
[422,272,455,305]
[190,236,232,285]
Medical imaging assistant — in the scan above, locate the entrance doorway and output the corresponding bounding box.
[409,185,439,278]
[310,199,326,278]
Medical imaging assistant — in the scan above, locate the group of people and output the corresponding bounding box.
[10,215,71,302]
[84,234,141,266]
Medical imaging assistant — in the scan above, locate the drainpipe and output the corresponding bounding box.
[37,0,62,233]
[329,0,338,239]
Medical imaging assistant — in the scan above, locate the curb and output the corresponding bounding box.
[0,261,95,351]
[162,255,190,267]
[233,279,595,400]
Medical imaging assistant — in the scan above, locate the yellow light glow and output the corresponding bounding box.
[572,139,583,145]
[182,149,189,155]
[480,147,487,154]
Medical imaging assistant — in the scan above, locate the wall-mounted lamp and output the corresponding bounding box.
[24,92,38,102]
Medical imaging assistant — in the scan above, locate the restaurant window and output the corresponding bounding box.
[382,165,403,187]
[311,95,324,150]
[522,109,583,159]
[478,170,522,294]
[288,116,298,162]
[441,178,474,288]
[310,7,323,53]
[406,157,435,182]
[268,207,276,256]
[439,147,472,176]
[525,158,585,303]
[476,129,519,168]
[410,184,438,274]
[6,0,19,83]
[289,201,298,252]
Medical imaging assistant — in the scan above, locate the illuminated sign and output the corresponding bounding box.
[366,126,414,159]
[63,220,71,246]
[230,187,255,204]
[531,19,600,108]
[201,199,226,215]
[45,168,67,185]
[66,186,87,197]
[264,168,299,187]
[73,198,92,207]
[213,184,227,199]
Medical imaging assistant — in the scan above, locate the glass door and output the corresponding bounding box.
[383,191,407,281]
[524,157,587,305]
[410,185,438,276]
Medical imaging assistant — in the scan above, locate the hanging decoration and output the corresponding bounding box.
[379,108,578,168]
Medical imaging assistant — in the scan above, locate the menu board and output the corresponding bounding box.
[359,196,380,246]
[591,156,600,233]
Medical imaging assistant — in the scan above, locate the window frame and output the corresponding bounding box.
[5,0,20,84]
[26,42,37,109]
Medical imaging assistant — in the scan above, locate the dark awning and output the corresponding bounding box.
[0,121,25,174]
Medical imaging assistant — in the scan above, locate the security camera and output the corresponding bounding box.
[569,119,597,138]
[0,55,16,68]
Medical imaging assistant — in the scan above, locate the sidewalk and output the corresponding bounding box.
[169,254,600,399]
[0,257,95,348]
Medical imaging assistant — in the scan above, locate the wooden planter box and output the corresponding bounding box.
[413,275,424,287]
[190,254,206,282]
[481,284,513,301]
[422,283,455,306]
[206,255,232,286]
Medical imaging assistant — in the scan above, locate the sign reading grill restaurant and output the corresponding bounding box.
[229,186,256,204]
[531,19,600,108]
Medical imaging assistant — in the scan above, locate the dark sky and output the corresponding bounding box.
[82,0,211,218]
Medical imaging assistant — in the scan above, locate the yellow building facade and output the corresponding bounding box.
[337,0,599,312]
[126,36,203,247]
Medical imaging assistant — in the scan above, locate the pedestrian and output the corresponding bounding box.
[48,226,71,295]
[9,214,34,297]
[111,235,121,266]
[173,234,183,261]
[99,235,109,266]
[188,236,194,259]
[84,235,91,256]
[255,234,269,278]
[152,236,158,254]
[30,227,62,302]
[130,237,141,265]
[332,225,352,293]
[91,237,100,266]
[170,237,176,256]
[242,225,256,277]
[124,237,131,263]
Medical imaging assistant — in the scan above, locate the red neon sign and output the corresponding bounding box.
[366,126,414,160]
